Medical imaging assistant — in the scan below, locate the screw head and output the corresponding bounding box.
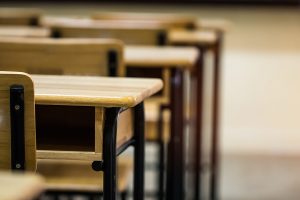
[16,164,21,169]
[92,161,103,171]
[14,105,20,111]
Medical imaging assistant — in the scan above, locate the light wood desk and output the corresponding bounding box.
[125,45,198,200]
[0,172,44,200]
[197,19,231,33]
[125,45,198,67]
[91,12,196,29]
[32,75,163,200]
[169,28,221,200]
[168,29,218,46]
[0,26,50,38]
[0,8,42,26]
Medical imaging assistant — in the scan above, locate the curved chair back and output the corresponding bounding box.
[42,17,168,46]
[0,71,36,171]
[0,37,124,76]
[0,8,42,26]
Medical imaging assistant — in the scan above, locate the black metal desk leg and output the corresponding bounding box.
[166,68,184,200]
[194,47,205,200]
[210,34,222,200]
[158,104,167,200]
[133,102,145,200]
[103,107,121,200]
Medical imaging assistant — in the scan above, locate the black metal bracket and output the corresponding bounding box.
[10,85,25,171]
[29,17,39,26]
[157,31,167,46]
[108,50,118,76]
[50,29,61,38]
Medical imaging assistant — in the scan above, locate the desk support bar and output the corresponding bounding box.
[116,138,135,156]
[10,85,25,171]
[133,102,145,200]
[103,107,121,200]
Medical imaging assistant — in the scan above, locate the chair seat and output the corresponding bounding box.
[36,157,132,192]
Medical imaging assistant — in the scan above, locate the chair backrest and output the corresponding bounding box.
[0,37,125,76]
[0,8,42,26]
[91,12,197,29]
[0,71,36,171]
[41,17,168,46]
[0,26,50,38]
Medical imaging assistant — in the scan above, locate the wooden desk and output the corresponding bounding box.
[91,12,197,29]
[0,8,42,26]
[197,19,231,33]
[125,46,199,200]
[169,28,222,200]
[0,172,44,200]
[32,75,163,200]
[42,16,167,29]
[0,26,50,38]
[125,45,198,68]
[168,29,218,46]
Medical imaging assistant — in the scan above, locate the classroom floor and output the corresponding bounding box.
[142,147,300,200]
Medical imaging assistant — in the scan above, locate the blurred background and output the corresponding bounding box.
[1,1,300,199]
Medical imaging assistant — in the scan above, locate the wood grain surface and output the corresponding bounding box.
[32,74,163,107]
[0,71,36,171]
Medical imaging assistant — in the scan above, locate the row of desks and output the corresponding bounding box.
[0,11,226,200]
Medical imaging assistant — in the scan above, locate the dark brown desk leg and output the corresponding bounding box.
[166,68,184,200]
[158,104,168,200]
[194,47,205,200]
[133,102,145,200]
[210,34,222,200]
[103,107,121,200]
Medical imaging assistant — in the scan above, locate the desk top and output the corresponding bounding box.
[41,16,166,30]
[196,19,231,32]
[168,29,218,45]
[91,12,196,28]
[32,75,163,107]
[0,26,50,38]
[0,172,44,200]
[125,45,199,68]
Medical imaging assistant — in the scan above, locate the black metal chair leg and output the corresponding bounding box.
[133,102,145,200]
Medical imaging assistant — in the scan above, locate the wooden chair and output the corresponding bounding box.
[0,26,50,38]
[0,171,44,200]
[0,37,125,76]
[41,16,169,45]
[0,71,36,172]
[0,8,42,26]
[0,38,132,199]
